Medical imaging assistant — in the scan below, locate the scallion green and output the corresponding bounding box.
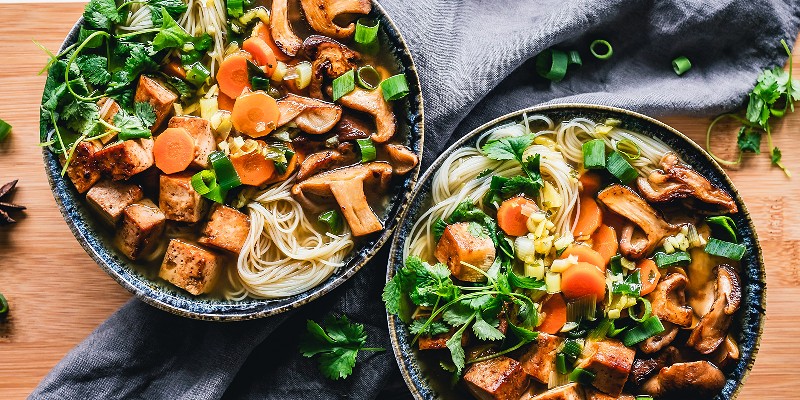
[606,151,638,184]
[191,170,217,196]
[653,251,691,268]
[536,49,569,82]
[704,237,746,261]
[621,316,665,346]
[561,339,583,360]
[0,119,11,141]
[380,74,409,101]
[569,367,596,385]
[332,69,356,102]
[590,39,613,59]
[556,353,568,374]
[251,76,270,91]
[568,50,582,66]
[636,396,654,400]
[609,254,623,274]
[615,139,641,160]
[672,56,692,76]
[118,130,153,140]
[0,292,8,320]
[706,215,738,243]
[356,65,381,90]
[208,151,242,191]
[612,270,641,296]
[628,297,652,323]
[356,138,376,162]
[319,210,344,235]
[185,62,210,87]
[582,139,606,169]
[354,18,379,47]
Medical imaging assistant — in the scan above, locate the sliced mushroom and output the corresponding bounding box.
[339,88,396,143]
[277,94,342,134]
[383,144,418,175]
[649,273,693,327]
[296,149,357,181]
[630,346,681,386]
[303,35,360,99]
[639,322,680,354]
[334,114,371,141]
[596,184,682,259]
[710,334,740,368]
[687,264,741,354]
[641,361,726,399]
[300,0,371,39]
[637,153,738,214]
[291,162,392,236]
[270,0,303,57]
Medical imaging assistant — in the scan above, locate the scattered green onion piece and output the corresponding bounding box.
[274,149,295,175]
[354,18,379,47]
[622,316,665,346]
[357,138,377,162]
[191,170,217,196]
[582,139,606,169]
[118,130,153,140]
[561,339,583,360]
[203,185,228,203]
[185,62,210,87]
[706,215,738,243]
[0,119,10,141]
[356,65,382,90]
[0,292,8,320]
[609,254,623,274]
[653,251,691,268]
[556,353,568,375]
[569,367,596,385]
[227,0,243,17]
[588,318,613,340]
[635,396,654,400]
[704,238,747,261]
[566,295,597,322]
[608,320,628,337]
[590,39,613,59]
[251,76,270,91]
[380,74,410,101]
[615,139,641,161]
[208,151,242,190]
[318,210,344,235]
[628,297,652,323]
[332,69,356,102]
[535,49,569,82]
[672,56,692,76]
[568,50,582,66]
[247,60,268,90]
[612,270,642,296]
[606,151,638,184]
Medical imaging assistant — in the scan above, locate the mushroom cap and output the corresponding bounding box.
[687,264,742,354]
[270,0,303,57]
[647,273,693,327]
[276,94,342,135]
[299,0,372,39]
[302,35,360,100]
[338,88,396,143]
[641,361,726,399]
[383,144,419,175]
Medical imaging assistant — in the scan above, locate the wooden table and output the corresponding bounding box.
[0,3,798,398]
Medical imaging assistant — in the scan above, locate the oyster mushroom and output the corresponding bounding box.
[270,0,303,57]
[339,88,396,143]
[641,361,726,399]
[277,94,342,134]
[296,148,357,181]
[710,334,740,368]
[596,184,682,259]
[299,0,371,39]
[630,347,681,386]
[383,144,418,175]
[687,264,741,354]
[291,162,392,236]
[637,153,738,214]
[639,273,693,354]
[303,35,360,99]
[334,114,371,141]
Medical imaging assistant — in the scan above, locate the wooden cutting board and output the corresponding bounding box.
[0,3,798,398]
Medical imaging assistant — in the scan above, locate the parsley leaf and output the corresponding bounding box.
[76,54,111,86]
[135,101,157,127]
[472,313,505,341]
[433,218,448,242]
[736,126,761,153]
[481,134,534,162]
[152,8,193,51]
[443,301,476,327]
[446,330,467,374]
[409,319,450,336]
[113,109,152,139]
[299,316,384,380]
[83,0,121,30]
[508,270,546,290]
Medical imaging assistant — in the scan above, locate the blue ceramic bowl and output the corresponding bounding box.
[41,2,424,321]
[387,104,765,399]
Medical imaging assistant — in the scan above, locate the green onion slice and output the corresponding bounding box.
[582,139,606,169]
[704,238,746,261]
[635,396,655,400]
[621,316,665,346]
[615,139,641,160]
[706,215,738,243]
[560,339,583,360]
[568,50,582,66]
[590,39,613,59]
[0,119,11,141]
[588,318,613,340]
[204,185,228,203]
[612,270,641,296]
[380,74,410,101]
[191,170,217,196]
[185,62,210,87]
[672,56,692,76]
[208,151,242,190]
[356,65,381,90]
[536,49,569,82]
[653,251,691,268]
[118,129,153,141]
[569,367,596,384]
[606,151,638,184]
[609,254,623,274]
[356,138,377,162]
[251,76,270,91]
[628,297,652,323]
[318,210,344,235]
[354,18,379,47]
[556,353,568,374]
[0,292,8,319]
[332,69,356,102]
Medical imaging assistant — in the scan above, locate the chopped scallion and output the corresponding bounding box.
[356,138,377,163]
[569,367,596,385]
[612,270,641,296]
[636,396,654,400]
[566,295,597,322]
[621,316,665,346]
[354,18,379,47]
[615,139,641,160]
[380,74,409,101]
[609,254,623,274]
[672,56,692,76]
[185,62,210,87]
[0,118,11,141]
[606,151,638,184]
[556,353,568,374]
[590,39,613,59]
[561,339,583,360]
[704,237,746,261]
[588,318,613,340]
[191,170,217,196]
[628,297,652,323]
[536,49,569,82]
[319,210,344,235]
[356,65,381,90]
[653,251,691,268]
[706,215,738,243]
[250,76,270,91]
[568,50,582,66]
[582,139,606,169]
[208,151,242,191]
[118,130,152,140]
[332,69,355,101]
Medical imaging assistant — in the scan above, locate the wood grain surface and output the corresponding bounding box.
[0,3,798,399]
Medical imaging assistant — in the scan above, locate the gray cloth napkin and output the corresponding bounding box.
[31,0,800,399]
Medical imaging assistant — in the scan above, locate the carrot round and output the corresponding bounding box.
[231,91,280,137]
[561,262,606,300]
[572,195,602,238]
[217,52,253,99]
[638,259,661,296]
[254,22,292,62]
[559,244,606,272]
[497,196,538,237]
[218,91,236,112]
[591,224,618,267]
[537,293,567,334]
[579,171,603,196]
[265,148,301,184]
[243,37,277,76]
[230,150,275,186]
[153,127,195,174]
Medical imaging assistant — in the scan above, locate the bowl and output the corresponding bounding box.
[387,104,765,399]
[41,1,424,321]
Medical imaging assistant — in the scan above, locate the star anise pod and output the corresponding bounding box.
[0,179,25,225]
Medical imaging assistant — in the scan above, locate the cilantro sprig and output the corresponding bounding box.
[299,316,385,380]
[480,134,544,204]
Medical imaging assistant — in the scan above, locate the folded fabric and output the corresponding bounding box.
[31,0,800,399]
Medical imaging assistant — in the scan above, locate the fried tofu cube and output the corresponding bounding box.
[114,199,166,260]
[96,138,155,181]
[85,180,143,225]
[159,172,208,223]
[585,388,634,400]
[434,222,496,282]
[526,383,584,400]
[417,327,469,350]
[135,75,177,131]
[158,239,222,295]
[464,356,528,400]
[575,340,635,397]
[167,116,215,169]
[62,141,101,193]
[519,333,564,383]
[198,204,250,254]
[95,97,121,145]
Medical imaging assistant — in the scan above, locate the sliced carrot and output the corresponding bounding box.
[243,37,277,76]
[638,259,660,296]
[561,262,606,300]
[572,195,602,238]
[230,150,275,186]
[217,52,253,99]
[591,224,618,267]
[579,171,604,196]
[537,293,567,334]
[559,244,606,272]
[153,127,195,174]
[254,21,292,62]
[217,92,236,112]
[163,59,186,79]
[231,91,280,137]
[497,196,538,237]
[265,147,302,184]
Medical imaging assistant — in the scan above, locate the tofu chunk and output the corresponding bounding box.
[114,199,166,260]
[85,180,143,225]
[95,97,121,145]
[198,204,250,253]
[584,388,634,400]
[525,383,584,400]
[159,172,208,223]
[62,141,101,193]
[96,138,155,181]
[167,116,215,169]
[464,356,528,400]
[575,340,636,397]
[519,333,564,383]
[159,239,222,295]
[135,75,177,131]
[434,222,496,282]
[417,327,469,350]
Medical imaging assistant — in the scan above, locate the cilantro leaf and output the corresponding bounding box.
[149,0,188,16]
[508,320,538,342]
[152,8,193,51]
[472,313,505,341]
[113,110,152,139]
[481,134,534,162]
[433,218,448,242]
[83,0,121,30]
[299,316,384,381]
[318,348,359,380]
[508,271,546,290]
[76,54,111,86]
[135,101,157,127]
[446,324,470,374]
[736,126,761,153]
[771,146,782,164]
[443,301,475,327]
[381,276,403,315]
[409,319,450,336]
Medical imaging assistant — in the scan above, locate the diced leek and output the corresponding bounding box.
[609,254,623,274]
[704,238,746,261]
[594,124,613,135]
[663,238,675,254]
[535,135,557,149]
[199,97,218,120]
[551,255,579,273]
[525,261,545,279]
[271,61,288,81]
[569,368,596,385]
[653,251,691,268]
[582,139,606,169]
[332,69,356,101]
[535,235,554,254]
[607,309,621,319]
[554,236,573,253]
[515,236,537,263]
[605,118,622,127]
[208,151,242,191]
[541,181,562,209]
[356,138,376,162]
[706,215,738,243]
[546,272,562,294]
[534,218,548,238]
[294,61,313,90]
[566,295,597,322]
[556,353,567,375]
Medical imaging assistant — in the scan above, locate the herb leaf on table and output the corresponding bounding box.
[300,316,385,380]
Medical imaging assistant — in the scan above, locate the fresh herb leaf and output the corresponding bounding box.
[443,301,476,327]
[446,329,467,374]
[508,271,546,290]
[152,8,193,51]
[433,218,448,242]
[508,320,538,342]
[472,313,505,341]
[159,73,195,101]
[772,146,783,164]
[481,134,534,162]
[83,0,121,30]
[409,319,450,336]
[736,126,761,153]
[76,54,111,86]
[299,316,384,380]
[113,110,152,139]
[148,0,189,16]
[467,221,489,238]
[135,101,157,127]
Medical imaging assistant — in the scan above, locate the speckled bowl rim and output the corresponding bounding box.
[386,103,766,400]
[41,0,425,321]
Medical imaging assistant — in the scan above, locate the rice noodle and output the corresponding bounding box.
[178,0,227,72]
